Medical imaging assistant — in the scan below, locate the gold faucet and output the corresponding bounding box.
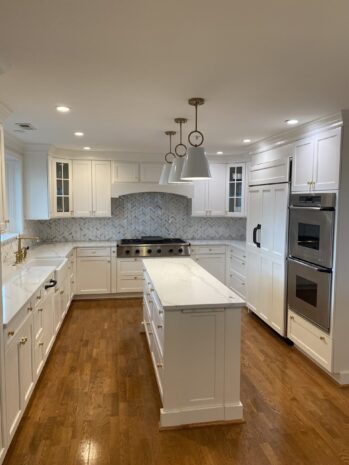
[14,235,40,265]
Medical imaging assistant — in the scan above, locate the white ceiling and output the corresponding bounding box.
[0,0,349,155]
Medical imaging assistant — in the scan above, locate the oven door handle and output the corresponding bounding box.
[289,206,335,211]
[288,257,332,273]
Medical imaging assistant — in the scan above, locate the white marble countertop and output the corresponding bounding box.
[143,257,245,310]
[3,266,56,326]
[187,239,246,250]
[28,241,116,259]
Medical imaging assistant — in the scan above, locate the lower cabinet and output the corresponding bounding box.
[191,245,226,283]
[287,310,333,371]
[5,315,34,441]
[116,258,144,293]
[226,245,247,299]
[76,249,111,294]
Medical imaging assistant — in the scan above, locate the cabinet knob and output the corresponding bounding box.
[8,331,14,337]
[36,295,41,300]
[290,315,294,320]
[60,290,64,295]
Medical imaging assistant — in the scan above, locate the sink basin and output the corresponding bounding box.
[25,258,69,285]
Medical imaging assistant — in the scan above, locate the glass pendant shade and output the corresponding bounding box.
[181,146,211,180]
[159,162,172,185]
[168,157,191,183]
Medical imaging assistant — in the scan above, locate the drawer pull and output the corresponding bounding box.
[150,288,154,292]
[38,308,43,312]
[157,363,163,368]
[159,310,164,315]
[320,336,326,341]
[148,331,153,335]
[27,306,33,312]
[148,300,153,304]
[290,315,294,320]
[36,295,41,300]
[8,331,14,337]
[39,342,44,347]
[60,290,64,295]
[157,324,163,329]
[20,337,28,345]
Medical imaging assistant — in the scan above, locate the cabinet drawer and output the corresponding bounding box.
[191,245,225,255]
[230,256,246,278]
[151,329,164,398]
[229,246,246,261]
[117,276,143,293]
[228,271,246,298]
[287,310,332,371]
[76,247,110,257]
[118,258,143,275]
[4,302,33,347]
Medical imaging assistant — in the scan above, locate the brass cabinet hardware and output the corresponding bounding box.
[38,308,43,312]
[290,315,294,320]
[27,306,33,312]
[19,337,28,345]
[156,363,163,368]
[60,290,64,295]
[320,336,326,341]
[39,342,44,347]
[8,331,15,336]
[36,295,41,300]
[157,325,163,329]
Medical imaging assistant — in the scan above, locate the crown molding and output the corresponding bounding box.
[0,102,12,123]
[246,112,343,156]
[4,130,25,155]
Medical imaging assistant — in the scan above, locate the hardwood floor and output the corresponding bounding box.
[3,299,349,465]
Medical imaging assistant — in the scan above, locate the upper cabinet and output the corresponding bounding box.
[226,163,246,217]
[292,128,341,192]
[113,162,139,183]
[73,160,111,218]
[50,158,73,218]
[0,124,8,231]
[191,163,246,217]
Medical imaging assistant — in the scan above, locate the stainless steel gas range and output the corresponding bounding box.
[117,236,191,258]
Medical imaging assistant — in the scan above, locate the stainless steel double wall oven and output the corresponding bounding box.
[287,193,336,332]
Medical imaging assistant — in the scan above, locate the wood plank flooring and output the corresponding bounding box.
[3,299,349,465]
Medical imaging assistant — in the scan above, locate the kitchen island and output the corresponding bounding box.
[142,257,245,429]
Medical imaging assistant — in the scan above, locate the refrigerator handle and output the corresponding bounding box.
[256,224,261,248]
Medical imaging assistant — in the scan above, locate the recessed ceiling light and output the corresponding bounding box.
[56,105,70,113]
[83,146,91,150]
[243,139,251,144]
[285,119,298,125]
[74,131,84,137]
[216,151,223,155]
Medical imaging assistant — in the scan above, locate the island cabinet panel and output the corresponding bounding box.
[142,259,244,429]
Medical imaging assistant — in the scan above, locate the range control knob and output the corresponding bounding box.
[178,248,183,254]
[157,249,162,254]
[147,249,152,254]
[125,250,130,255]
[135,249,140,254]
[169,248,173,253]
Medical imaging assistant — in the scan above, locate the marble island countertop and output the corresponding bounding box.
[3,265,56,325]
[143,257,245,310]
[187,239,246,250]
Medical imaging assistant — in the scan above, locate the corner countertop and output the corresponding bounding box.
[27,241,116,259]
[187,239,246,250]
[143,257,245,310]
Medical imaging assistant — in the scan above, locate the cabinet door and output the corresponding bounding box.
[113,162,139,182]
[51,158,73,217]
[53,289,62,334]
[191,180,208,216]
[226,164,246,216]
[140,162,163,183]
[72,160,92,217]
[246,250,261,313]
[313,128,341,191]
[246,186,262,250]
[194,255,226,283]
[207,164,226,216]
[292,138,314,192]
[18,317,35,407]
[5,339,21,440]
[76,257,111,294]
[42,294,54,359]
[92,160,111,216]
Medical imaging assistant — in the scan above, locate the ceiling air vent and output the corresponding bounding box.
[15,122,36,131]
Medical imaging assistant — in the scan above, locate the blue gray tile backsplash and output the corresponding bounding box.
[26,193,246,242]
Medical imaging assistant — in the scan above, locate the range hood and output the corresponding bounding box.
[111,182,194,198]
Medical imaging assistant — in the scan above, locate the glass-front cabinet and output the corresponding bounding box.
[50,158,73,217]
[226,163,246,217]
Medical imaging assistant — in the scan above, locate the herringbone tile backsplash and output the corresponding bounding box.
[26,193,246,241]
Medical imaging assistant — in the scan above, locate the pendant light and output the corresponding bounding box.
[159,130,176,185]
[181,97,211,180]
[168,118,191,184]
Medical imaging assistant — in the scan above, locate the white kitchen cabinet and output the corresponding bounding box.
[116,258,144,293]
[76,248,111,294]
[0,124,8,231]
[140,162,163,183]
[73,160,111,217]
[5,314,34,441]
[50,158,73,217]
[292,128,341,192]
[191,163,227,217]
[246,183,289,336]
[227,245,247,299]
[191,245,226,283]
[226,163,246,216]
[42,293,55,359]
[113,161,139,182]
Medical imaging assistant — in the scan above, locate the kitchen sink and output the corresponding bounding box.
[25,257,69,285]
